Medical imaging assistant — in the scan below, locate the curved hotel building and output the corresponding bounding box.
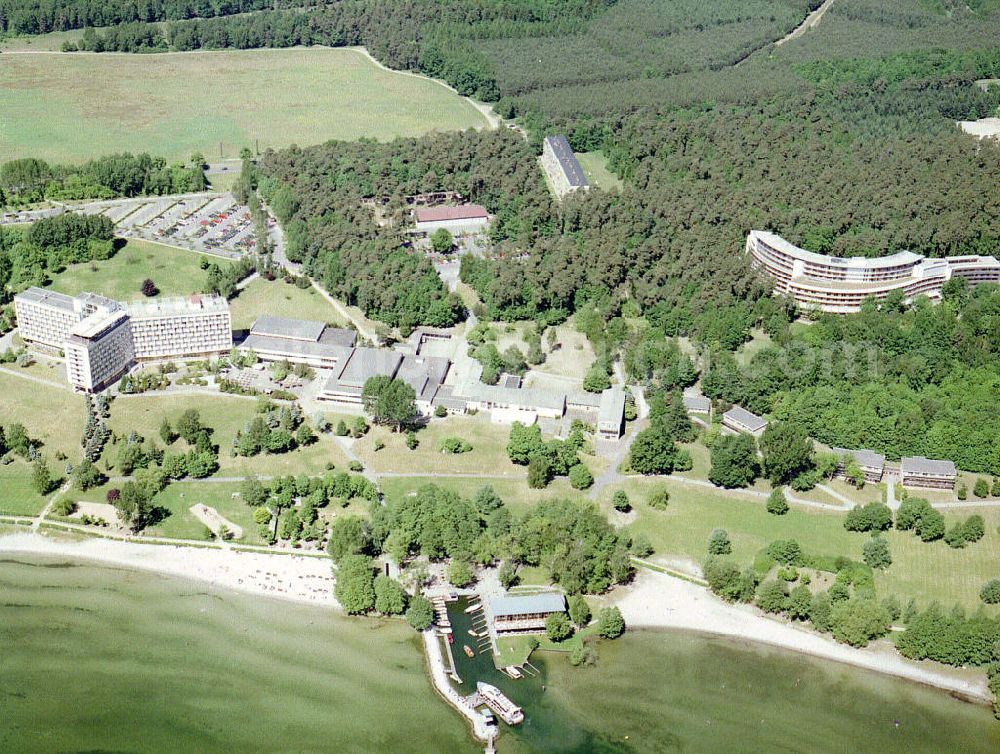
[746,230,1000,313]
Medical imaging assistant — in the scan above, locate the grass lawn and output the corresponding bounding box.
[0,29,88,51]
[601,476,1000,612]
[0,371,84,459]
[229,277,346,330]
[0,462,51,516]
[378,474,582,517]
[48,240,221,301]
[575,151,623,191]
[107,393,352,477]
[0,47,488,163]
[142,482,266,544]
[8,358,65,386]
[352,416,525,476]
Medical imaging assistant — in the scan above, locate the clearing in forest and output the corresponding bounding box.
[0,47,489,163]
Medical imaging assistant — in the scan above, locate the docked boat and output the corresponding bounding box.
[468,629,479,637]
[463,645,475,658]
[464,602,482,614]
[476,682,524,725]
[504,666,523,679]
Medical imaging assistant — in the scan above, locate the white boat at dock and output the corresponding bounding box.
[464,602,482,614]
[476,682,524,725]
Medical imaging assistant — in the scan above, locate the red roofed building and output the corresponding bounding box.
[413,204,489,235]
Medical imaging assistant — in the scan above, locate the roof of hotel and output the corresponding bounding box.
[69,310,129,340]
[901,456,957,477]
[15,286,77,312]
[319,327,358,348]
[751,230,922,271]
[250,315,326,342]
[126,294,229,318]
[492,593,566,618]
[397,354,451,401]
[598,387,626,426]
[831,447,886,470]
[543,135,589,188]
[723,405,768,432]
[414,204,488,223]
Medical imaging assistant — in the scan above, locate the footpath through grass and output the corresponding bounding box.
[0,47,489,163]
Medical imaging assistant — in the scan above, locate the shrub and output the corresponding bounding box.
[141,278,158,297]
[405,431,418,450]
[568,463,593,490]
[612,490,631,512]
[440,437,472,454]
[974,478,989,498]
[434,404,448,418]
[349,460,364,472]
[962,515,985,543]
[755,580,788,614]
[830,597,891,648]
[862,536,892,570]
[704,557,756,603]
[568,596,592,627]
[447,559,474,587]
[647,487,669,510]
[766,488,789,515]
[980,579,1000,605]
[569,644,598,667]
[51,498,76,516]
[545,612,574,642]
[843,502,892,532]
[766,539,803,566]
[957,483,967,500]
[707,528,731,555]
[527,455,551,488]
[632,533,654,558]
[596,606,625,639]
[373,439,386,452]
[406,595,434,631]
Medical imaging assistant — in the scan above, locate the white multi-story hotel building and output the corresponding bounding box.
[127,294,232,360]
[14,287,232,392]
[746,230,1000,313]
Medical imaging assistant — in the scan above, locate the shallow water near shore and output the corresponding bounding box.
[2,555,999,754]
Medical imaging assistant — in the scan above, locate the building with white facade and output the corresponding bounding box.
[831,447,886,484]
[597,387,626,440]
[14,287,232,392]
[900,456,957,490]
[126,294,231,360]
[64,310,135,392]
[541,135,589,199]
[240,315,356,369]
[746,230,1000,313]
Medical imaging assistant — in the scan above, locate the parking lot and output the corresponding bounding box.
[1,192,259,260]
[111,193,258,258]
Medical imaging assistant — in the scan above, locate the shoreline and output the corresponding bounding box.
[1,531,989,705]
[0,531,338,609]
[611,568,991,705]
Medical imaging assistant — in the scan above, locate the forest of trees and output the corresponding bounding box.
[0,153,205,207]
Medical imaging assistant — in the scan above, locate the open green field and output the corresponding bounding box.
[0,28,88,51]
[0,371,83,459]
[0,47,489,163]
[48,240,221,301]
[352,416,529,477]
[0,462,50,516]
[144,482,265,544]
[107,393,351,477]
[229,277,346,330]
[601,476,1000,612]
[575,151,623,191]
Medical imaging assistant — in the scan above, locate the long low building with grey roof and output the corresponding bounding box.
[831,447,886,484]
[491,592,566,635]
[240,315,357,368]
[900,456,957,490]
[541,135,590,199]
[722,405,768,437]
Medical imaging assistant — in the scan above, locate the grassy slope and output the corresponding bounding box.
[0,47,488,163]
[48,239,220,301]
[229,277,347,330]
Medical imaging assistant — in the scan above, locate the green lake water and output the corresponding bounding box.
[3,555,1000,754]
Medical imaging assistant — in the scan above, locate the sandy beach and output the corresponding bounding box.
[0,531,338,608]
[612,569,991,703]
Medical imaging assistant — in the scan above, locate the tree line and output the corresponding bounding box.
[0,153,205,207]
